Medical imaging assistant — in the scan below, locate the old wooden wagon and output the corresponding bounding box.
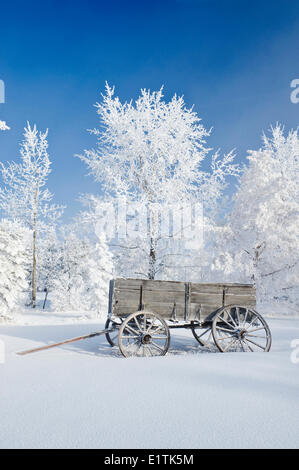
[17,277,272,358]
[104,278,272,357]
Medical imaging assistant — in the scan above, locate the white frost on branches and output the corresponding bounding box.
[0,122,64,307]
[213,124,299,306]
[80,83,239,206]
[0,121,10,131]
[51,229,113,317]
[0,123,63,226]
[0,220,29,319]
[79,84,239,279]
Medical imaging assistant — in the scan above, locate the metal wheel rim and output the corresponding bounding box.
[118,311,170,358]
[105,316,122,347]
[212,305,272,353]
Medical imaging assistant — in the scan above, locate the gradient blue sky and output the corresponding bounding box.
[0,0,298,221]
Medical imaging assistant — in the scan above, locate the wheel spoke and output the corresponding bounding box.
[236,307,240,326]
[207,329,213,343]
[200,328,213,343]
[146,345,153,356]
[124,324,140,336]
[148,324,164,335]
[244,337,265,350]
[128,338,141,347]
[151,342,164,352]
[246,326,265,334]
[226,309,238,328]
[246,314,259,329]
[216,336,234,341]
[196,328,211,339]
[219,315,235,330]
[151,335,168,339]
[244,340,254,352]
[245,334,266,339]
[134,316,143,332]
[126,341,141,356]
[223,337,238,352]
[122,335,140,339]
[216,326,235,334]
[242,308,249,328]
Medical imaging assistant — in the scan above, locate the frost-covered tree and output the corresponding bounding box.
[0,123,64,307]
[87,233,114,314]
[0,121,10,131]
[37,227,62,309]
[0,220,29,319]
[51,229,113,317]
[213,125,299,306]
[79,84,239,279]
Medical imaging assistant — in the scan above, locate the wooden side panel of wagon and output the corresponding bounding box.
[112,278,256,322]
[188,283,256,322]
[112,278,186,319]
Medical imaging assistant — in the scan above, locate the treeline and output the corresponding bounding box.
[0,86,298,319]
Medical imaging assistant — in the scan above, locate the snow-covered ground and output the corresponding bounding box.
[0,311,299,449]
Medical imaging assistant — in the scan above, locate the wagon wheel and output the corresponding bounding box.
[105,316,123,347]
[190,322,215,349]
[118,311,170,358]
[212,305,272,353]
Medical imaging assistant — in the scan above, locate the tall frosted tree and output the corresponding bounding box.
[213,125,299,306]
[37,227,63,309]
[51,229,113,317]
[0,123,64,307]
[0,220,29,319]
[79,84,239,279]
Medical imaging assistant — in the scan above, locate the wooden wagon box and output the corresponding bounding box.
[109,278,256,322]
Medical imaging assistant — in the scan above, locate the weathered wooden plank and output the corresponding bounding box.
[188,303,220,320]
[113,306,185,319]
[113,307,136,316]
[114,278,186,292]
[113,289,142,300]
[114,301,185,315]
[225,286,256,295]
[224,295,256,306]
[190,293,223,304]
[191,284,224,294]
[143,290,185,303]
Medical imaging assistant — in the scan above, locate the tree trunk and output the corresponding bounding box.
[32,227,37,308]
[32,184,39,308]
[42,289,48,310]
[148,237,156,280]
[147,204,158,280]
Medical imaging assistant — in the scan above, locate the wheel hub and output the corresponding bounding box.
[141,334,152,344]
[234,328,246,339]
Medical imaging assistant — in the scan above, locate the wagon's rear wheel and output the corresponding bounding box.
[212,305,272,353]
[105,316,123,347]
[191,322,215,349]
[118,311,170,358]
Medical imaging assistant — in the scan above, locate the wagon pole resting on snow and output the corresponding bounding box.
[17,328,117,356]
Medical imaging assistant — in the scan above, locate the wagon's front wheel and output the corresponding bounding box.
[118,311,170,358]
[212,305,272,353]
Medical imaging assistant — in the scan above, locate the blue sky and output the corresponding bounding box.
[0,0,298,221]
